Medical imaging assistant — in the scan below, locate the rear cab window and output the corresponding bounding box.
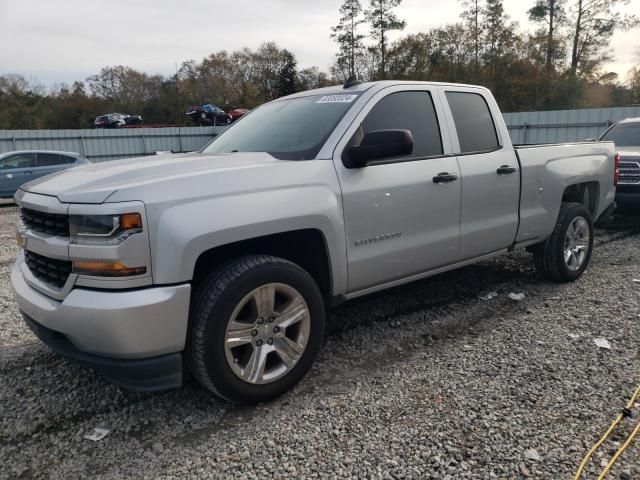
[445,91,500,154]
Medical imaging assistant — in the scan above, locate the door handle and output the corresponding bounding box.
[497,165,517,175]
[433,172,458,184]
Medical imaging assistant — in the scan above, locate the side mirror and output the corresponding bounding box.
[343,129,414,168]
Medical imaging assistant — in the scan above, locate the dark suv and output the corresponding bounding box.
[600,118,640,208]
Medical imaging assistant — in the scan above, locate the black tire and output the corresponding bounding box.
[532,202,594,283]
[187,255,325,404]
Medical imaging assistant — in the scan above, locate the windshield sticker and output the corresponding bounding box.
[316,94,359,104]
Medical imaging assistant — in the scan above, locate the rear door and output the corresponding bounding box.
[0,153,37,197]
[333,86,462,292]
[442,89,520,258]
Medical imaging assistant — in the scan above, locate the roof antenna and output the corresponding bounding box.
[344,75,363,89]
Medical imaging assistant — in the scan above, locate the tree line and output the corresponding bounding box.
[0,0,638,129]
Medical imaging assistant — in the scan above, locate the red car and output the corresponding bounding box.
[228,108,250,122]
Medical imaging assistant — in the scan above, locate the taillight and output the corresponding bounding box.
[614,153,620,186]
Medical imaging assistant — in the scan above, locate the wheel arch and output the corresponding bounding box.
[561,181,599,217]
[191,229,334,304]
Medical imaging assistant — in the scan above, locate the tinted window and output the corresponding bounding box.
[446,92,499,153]
[60,155,77,164]
[203,94,359,160]
[360,91,443,157]
[0,153,36,169]
[600,123,640,147]
[36,153,65,167]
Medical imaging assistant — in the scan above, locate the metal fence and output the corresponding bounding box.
[1,105,640,159]
[504,106,640,144]
[0,126,225,162]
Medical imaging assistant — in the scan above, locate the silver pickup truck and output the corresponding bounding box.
[11,81,617,403]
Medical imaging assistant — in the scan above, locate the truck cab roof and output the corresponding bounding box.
[282,80,491,101]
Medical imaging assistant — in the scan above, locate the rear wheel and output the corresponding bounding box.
[187,255,325,404]
[532,202,594,283]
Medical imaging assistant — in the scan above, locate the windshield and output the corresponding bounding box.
[202,93,360,160]
[600,122,640,147]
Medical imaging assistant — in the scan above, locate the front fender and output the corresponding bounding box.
[148,185,347,296]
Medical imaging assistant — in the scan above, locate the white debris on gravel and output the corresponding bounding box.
[508,292,526,301]
[593,337,612,349]
[83,427,111,442]
[1,205,639,479]
[524,449,542,462]
[478,291,498,301]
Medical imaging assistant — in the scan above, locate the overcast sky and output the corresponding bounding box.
[1,0,638,88]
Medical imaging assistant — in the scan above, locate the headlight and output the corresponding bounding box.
[70,213,143,245]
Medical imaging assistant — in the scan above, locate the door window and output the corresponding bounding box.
[358,91,443,159]
[36,153,65,167]
[0,153,36,170]
[445,92,499,153]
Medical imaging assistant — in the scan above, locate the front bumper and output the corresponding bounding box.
[11,257,191,390]
[23,314,183,392]
[615,185,640,209]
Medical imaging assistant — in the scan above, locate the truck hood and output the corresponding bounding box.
[20,152,288,204]
[617,148,640,158]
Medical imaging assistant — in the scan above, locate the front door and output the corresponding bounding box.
[334,88,462,292]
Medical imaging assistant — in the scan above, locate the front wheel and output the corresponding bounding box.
[533,202,594,283]
[187,255,325,404]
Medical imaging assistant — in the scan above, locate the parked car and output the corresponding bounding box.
[12,80,616,404]
[227,108,250,122]
[599,117,640,208]
[185,104,232,125]
[0,150,90,198]
[94,113,143,128]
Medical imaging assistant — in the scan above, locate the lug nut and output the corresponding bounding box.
[268,316,275,323]
[251,329,258,337]
[267,338,273,345]
[256,340,263,347]
[273,326,280,333]
[257,318,264,325]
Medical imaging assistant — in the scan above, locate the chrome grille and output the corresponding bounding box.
[24,250,72,288]
[20,208,70,237]
[619,160,640,184]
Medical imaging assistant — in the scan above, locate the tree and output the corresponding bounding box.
[331,0,366,79]
[568,0,639,77]
[297,67,332,90]
[528,0,567,70]
[365,0,406,79]
[629,64,640,104]
[276,50,298,98]
[87,66,162,114]
[460,0,482,76]
[481,0,520,89]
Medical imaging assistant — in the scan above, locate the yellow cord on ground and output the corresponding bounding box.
[573,384,640,480]
[597,421,640,479]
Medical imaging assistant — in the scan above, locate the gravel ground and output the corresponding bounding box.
[0,204,639,480]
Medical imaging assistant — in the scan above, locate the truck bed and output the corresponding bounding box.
[512,141,616,245]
